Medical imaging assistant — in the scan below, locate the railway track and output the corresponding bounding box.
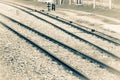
[0,1,120,80]
[1,1,120,45]
[0,12,120,78]
[1,2,120,59]
[1,2,120,60]
[3,1,120,46]
[1,1,120,65]
[0,21,89,80]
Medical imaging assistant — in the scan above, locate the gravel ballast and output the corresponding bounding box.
[0,24,82,80]
[1,3,119,71]
[1,16,119,80]
[0,1,120,80]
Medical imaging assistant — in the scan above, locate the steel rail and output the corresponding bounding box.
[5,1,120,45]
[0,21,90,80]
[0,2,120,61]
[0,13,120,76]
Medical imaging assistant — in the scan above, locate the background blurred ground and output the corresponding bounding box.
[6,0,120,34]
[9,0,120,20]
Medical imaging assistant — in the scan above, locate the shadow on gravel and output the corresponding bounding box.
[2,1,120,45]
[1,2,120,61]
[0,21,90,80]
[0,13,120,76]
[1,2,120,44]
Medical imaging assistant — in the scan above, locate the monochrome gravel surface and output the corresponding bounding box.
[51,9,120,38]
[0,1,120,80]
[1,3,119,70]
[0,15,119,80]
[32,10,120,58]
[5,2,120,59]
[0,23,82,80]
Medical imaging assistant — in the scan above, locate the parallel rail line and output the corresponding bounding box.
[0,21,90,80]
[0,13,120,76]
[5,1,120,45]
[0,2,120,61]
